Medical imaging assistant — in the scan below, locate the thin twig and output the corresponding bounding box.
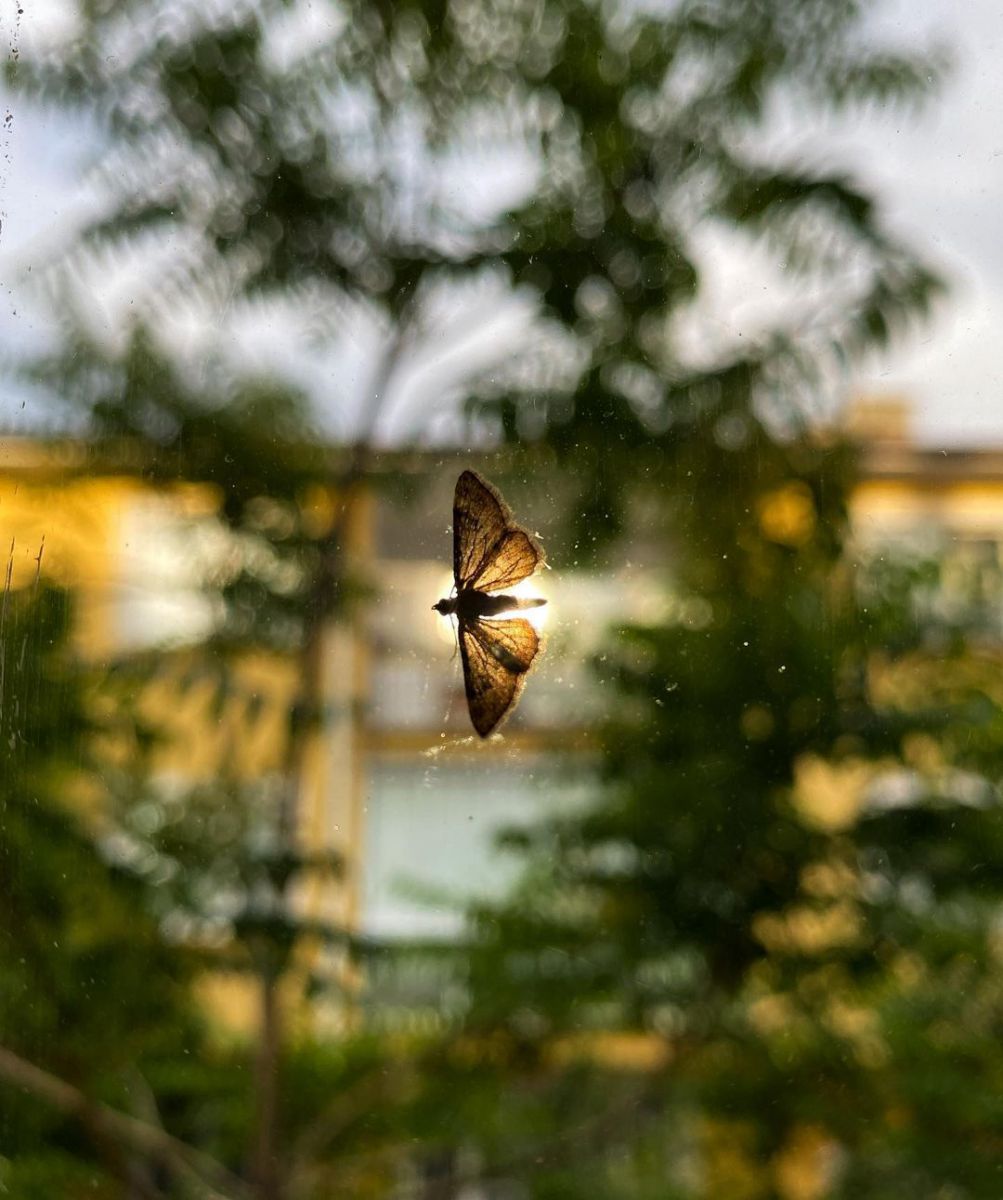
[418,1078,661,1200]
[287,1061,416,1189]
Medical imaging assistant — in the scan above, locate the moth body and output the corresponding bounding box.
[433,591,546,620]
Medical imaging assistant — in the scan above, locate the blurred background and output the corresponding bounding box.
[2,2,1003,1198]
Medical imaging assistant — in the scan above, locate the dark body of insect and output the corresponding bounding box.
[433,591,544,621]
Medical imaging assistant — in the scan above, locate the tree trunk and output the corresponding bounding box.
[247,311,413,1197]
[251,969,283,1200]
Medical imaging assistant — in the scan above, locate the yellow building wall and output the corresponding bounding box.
[7,440,1003,1039]
[852,478,1003,539]
[0,454,366,1036]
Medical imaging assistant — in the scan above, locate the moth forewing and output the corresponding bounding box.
[453,470,545,593]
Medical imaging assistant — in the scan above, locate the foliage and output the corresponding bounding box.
[4,1,987,1199]
[15,0,944,473]
[0,582,204,1195]
[447,435,1003,1198]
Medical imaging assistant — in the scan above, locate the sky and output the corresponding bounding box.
[840,0,1003,444]
[0,0,1000,447]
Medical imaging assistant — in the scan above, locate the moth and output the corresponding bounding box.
[433,470,546,737]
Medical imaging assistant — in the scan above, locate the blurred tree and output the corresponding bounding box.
[440,439,1003,1200]
[0,577,217,1196]
[5,0,969,1198]
[16,339,370,1199]
[15,0,942,468]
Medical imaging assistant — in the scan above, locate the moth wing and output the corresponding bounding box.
[453,470,545,592]
[469,528,545,592]
[471,616,541,674]
[459,616,541,737]
[453,470,511,590]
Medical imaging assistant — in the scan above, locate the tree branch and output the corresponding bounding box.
[0,1043,251,1200]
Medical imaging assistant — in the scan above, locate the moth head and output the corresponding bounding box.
[432,598,454,615]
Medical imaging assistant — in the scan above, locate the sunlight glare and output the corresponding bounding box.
[430,571,551,643]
